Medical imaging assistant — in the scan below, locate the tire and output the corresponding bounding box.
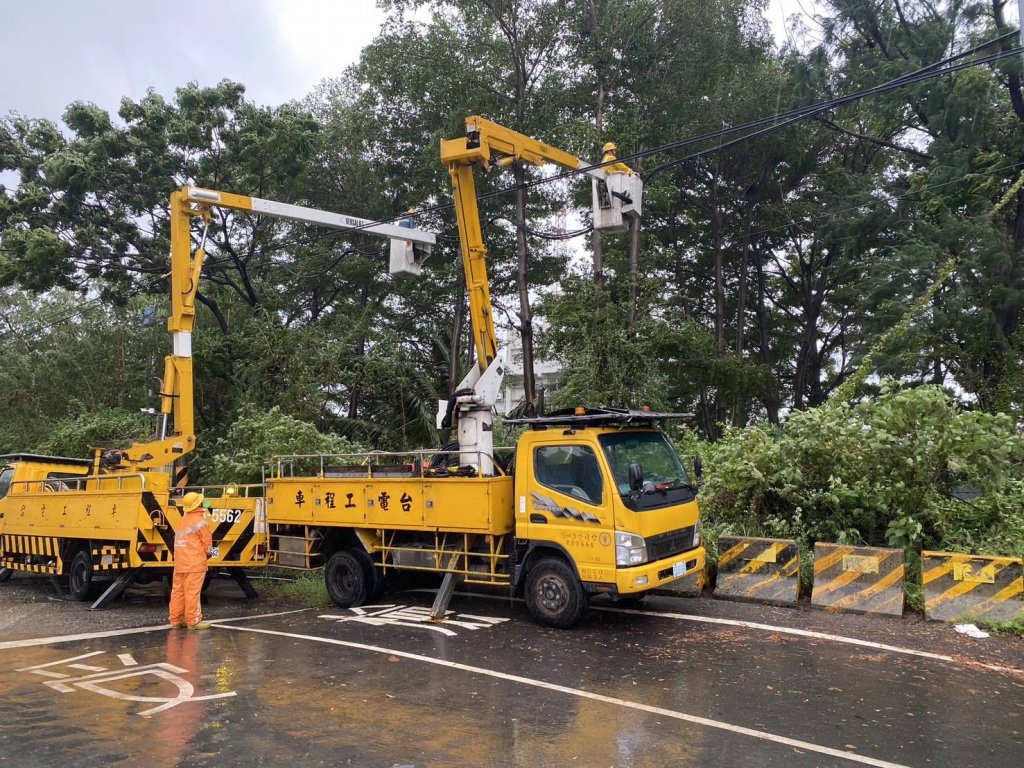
[352,550,384,603]
[68,550,94,602]
[524,557,587,629]
[0,567,12,583]
[325,549,370,608]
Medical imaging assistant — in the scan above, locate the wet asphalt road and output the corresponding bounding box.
[0,578,1021,768]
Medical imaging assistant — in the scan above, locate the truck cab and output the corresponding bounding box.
[509,408,705,627]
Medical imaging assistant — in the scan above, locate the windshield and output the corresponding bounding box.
[599,432,690,495]
[0,467,13,500]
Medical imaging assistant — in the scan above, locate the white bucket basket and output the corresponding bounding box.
[592,173,643,233]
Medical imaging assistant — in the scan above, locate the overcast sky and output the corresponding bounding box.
[0,0,832,124]
[0,0,385,120]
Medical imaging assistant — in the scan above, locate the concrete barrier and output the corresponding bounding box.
[811,544,904,617]
[922,551,1023,622]
[713,536,800,605]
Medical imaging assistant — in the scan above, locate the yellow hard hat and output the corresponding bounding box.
[602,142,617,153]
[180,491,205,512]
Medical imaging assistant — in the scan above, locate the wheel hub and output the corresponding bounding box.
[538,576,566,611]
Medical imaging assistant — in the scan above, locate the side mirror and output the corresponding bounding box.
[693,455,703,480]
[628,463,644,492]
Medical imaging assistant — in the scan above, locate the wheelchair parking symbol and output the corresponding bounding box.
[17,649,236,716]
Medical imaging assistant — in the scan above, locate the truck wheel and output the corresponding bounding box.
[353,550,384,602]
[524,557,587,629]
[325,549,369,608]
[0,567,12,583]
[68,550,94,601]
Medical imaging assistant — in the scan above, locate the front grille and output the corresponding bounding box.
[647,525,696,562]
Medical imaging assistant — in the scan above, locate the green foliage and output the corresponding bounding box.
[256,568,332,609]
[539,276,668,409]
[0,288,164,455]
[690,382,1024,564]
[202,405,366,485]
[33,406,150,459]
[3,2,1024,595]
[975,617,1024,638]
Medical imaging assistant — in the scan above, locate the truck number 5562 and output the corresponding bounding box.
[209,508,243,524]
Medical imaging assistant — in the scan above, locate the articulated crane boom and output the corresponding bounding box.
[438,116,641,475]
[117,185,435,473]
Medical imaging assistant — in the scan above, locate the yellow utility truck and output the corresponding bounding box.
[0,184,436,607]
[0,459,266,604]
[265,117,704,628]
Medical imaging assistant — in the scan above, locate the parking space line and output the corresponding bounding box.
[217,623,912,768]
[0,608,311,651]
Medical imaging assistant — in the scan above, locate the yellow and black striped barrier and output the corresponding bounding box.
[714,536,800,605]
[0,534,62,574]
[922,551,1023,622]
[811,544,904,616]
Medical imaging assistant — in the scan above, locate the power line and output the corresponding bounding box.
[295,31,1022,240]
[5,31,1021,342]
[0,276,165,343]
[737,160,1024,242]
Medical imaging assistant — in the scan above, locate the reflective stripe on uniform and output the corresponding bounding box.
[175,519,208,548]
[179,520,208,536]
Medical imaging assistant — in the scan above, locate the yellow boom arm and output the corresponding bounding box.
[123,186,435,470]
[440,116,606,373]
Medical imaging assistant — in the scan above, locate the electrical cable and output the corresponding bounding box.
[6,31,1021,342]
[485,215,594,241]
[640,46,1024,180]
[285,32,1022,240]
[0,274,166,342]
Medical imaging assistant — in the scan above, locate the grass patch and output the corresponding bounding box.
[253,568,332,609]
[975,617,1024,637]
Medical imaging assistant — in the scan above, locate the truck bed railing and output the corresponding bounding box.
[179,483,264,499]
[265,448,515,480]
[12,472,148,493]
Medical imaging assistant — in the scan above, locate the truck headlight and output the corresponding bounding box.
[694,520,702,547]
[615,531,647,567]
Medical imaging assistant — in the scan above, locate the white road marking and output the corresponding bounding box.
[0,608,311,651]
[592,606,1023,675]
[117,654,137,666]
[0,625,179,651]
[409,588,1022,675]
[16,650,105,671]
[594,606,955,660]
[67,663,106,671]
[217,623,912,768]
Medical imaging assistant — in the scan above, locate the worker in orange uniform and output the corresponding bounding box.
[168,491,213,630]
